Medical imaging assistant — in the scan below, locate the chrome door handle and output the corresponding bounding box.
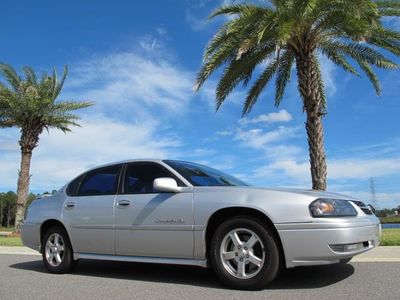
[117,200,131,207]
[65,202,75,208]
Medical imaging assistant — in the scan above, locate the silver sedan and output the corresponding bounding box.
[22,159,380,290]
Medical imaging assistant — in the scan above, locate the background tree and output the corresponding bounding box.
[195,0,400,190]
[0,192,16,227]
[0,64,93,231]
[0,192,40,228]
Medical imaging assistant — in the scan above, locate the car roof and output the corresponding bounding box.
[87,159,166,170]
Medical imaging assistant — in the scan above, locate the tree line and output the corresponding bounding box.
[0,191,36,228]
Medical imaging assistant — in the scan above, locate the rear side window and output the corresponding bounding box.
[66,175,83,196]
[75,165,122,196]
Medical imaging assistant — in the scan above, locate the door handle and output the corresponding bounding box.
[65,202,75,209]
[117,200,131,207]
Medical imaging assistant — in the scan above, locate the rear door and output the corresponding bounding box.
[114,162,194,258]
[63,164,122,254]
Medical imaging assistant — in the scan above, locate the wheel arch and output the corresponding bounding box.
[40,219,73,251]
[204,207,286,267]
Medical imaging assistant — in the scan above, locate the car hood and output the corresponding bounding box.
[192,186,359,200]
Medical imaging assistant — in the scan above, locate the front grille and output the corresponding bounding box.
[351,201,373,215]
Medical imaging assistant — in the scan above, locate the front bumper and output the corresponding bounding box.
[277,218,381,268]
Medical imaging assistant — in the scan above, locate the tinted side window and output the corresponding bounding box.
[124,163,182,194]
[77,165,121,196]
[66,175,83,196]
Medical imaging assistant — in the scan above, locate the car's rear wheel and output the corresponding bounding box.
[210,216,280,290]
[42,226,75,273]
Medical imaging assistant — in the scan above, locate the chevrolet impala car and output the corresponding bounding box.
[21,159,380,290]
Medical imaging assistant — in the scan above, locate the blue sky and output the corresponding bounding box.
[0,0,399,208]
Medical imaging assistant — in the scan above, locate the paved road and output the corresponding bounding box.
[0,255,398,300]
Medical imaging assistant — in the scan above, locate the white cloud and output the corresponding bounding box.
[216,130,233,136]
[252,157,400,182]
[185,10,209,31]
[240,109,292,125]
[0,115,181,192]
[0,44,198,192]
[253,160,309,181]
[329,157,400,180]
[155,27,167,36]
[190,148,217,157]
[319,54,337,96]
[234,126,301,149]
[65,51,194,119]
[0,131,19,152]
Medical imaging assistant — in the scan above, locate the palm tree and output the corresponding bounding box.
[195,0,399,190]
[0,64,93,231]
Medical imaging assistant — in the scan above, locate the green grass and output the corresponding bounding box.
[0,227,14,232]
[381,229,400,246]
[0,236,23,246]
[380,216,400,224]
[0,229,398,247]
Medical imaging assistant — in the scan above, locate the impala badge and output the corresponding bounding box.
[155,218,185,224]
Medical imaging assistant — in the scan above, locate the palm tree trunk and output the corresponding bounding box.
[296,52,327,190]
[7,204,11,228]
[14,149,32,231]
[14,128,39,232]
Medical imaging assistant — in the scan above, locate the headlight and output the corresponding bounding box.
[309,198,358,217]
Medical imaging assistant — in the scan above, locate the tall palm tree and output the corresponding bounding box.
[0,64,93,231]
[195,0,399,190]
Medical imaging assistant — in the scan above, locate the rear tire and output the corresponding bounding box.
[42,226,75,274]
[210,216,280,290]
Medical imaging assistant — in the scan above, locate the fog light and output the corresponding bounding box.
[329,242,368,253]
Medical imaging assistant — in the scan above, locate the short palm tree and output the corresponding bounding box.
[195,0,399,190]
[0,64,93,230]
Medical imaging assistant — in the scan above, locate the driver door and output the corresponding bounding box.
[114,162,194,258]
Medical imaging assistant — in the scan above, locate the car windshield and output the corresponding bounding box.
[164,160,248,187]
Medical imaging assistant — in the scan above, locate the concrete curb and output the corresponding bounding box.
[0,246,400,261]
[0,246,40,256]
[351,246,400,262]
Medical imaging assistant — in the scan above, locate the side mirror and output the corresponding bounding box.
[153,177,182,193]
[368,204,376,215]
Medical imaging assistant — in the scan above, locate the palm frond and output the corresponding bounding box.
[242,59,279,116]
[0,63,22,92]
[215,44,276,110]
[209,4,267,19]
[22,66,38,87]
[375,1,400,9]
[319,44,360,75]
[323,41,398,69]
[53,66,68,99]
[53,100,94,112]
[275,51,295,106]
[358,60,382,95]
[0,64,93,133]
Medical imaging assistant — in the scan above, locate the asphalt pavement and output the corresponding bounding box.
[0,254,399,300]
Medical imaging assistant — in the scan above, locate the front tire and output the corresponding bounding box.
[42,226,75,274]
[210,216,280,290]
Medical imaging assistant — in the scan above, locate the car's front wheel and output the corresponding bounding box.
[210,216,281,290]
[42,226,75,273]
